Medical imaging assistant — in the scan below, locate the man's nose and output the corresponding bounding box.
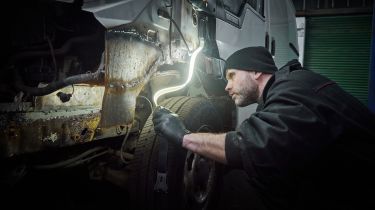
[225,81,231,92]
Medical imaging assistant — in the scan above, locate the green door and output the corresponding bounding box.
[304,15,372,104]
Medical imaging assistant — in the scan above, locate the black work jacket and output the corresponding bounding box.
[225,60,375,210]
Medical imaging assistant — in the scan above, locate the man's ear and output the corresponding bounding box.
[253,72,262,80]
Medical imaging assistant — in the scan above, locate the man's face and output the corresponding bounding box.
[225,69,259,107]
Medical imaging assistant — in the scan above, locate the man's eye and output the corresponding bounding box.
[226,72,234,80]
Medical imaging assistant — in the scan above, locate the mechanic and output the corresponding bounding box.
[152,46,375,210]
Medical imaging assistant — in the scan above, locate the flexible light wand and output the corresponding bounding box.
[153,43,204,106]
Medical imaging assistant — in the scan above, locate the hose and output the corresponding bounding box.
[15,69,104,96]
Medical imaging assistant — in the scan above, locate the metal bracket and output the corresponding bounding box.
[154,171,168,193]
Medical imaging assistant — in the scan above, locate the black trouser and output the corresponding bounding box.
[215,168,268,210]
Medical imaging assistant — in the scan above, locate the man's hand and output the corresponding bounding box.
[152,106,191,146]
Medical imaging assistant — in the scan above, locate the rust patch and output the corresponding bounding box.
[34,85,105,110]
[100,28,162,128]
[0,109,101,158]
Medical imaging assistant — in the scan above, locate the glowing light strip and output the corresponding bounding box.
[153,44,204,106]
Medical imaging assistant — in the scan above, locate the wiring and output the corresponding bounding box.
[71,84,75,95]
[169,18,191,53]
[138,95,153,110]
[33,146,109,169]
[119,96,152,164]
[120,125,132,164]
[153,42,203,105]
[158,9,191,53]
[65,150,110,168]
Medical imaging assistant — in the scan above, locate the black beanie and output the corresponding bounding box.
[225,46,277,74]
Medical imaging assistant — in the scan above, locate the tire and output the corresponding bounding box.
[128,96,225,210]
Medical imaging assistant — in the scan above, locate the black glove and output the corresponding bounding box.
[152,106,191,146]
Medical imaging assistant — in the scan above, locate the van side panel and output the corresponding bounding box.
[267,0,299,67]
[215,7,266,60]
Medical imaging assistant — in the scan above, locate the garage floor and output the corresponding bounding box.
[2,166,129,209]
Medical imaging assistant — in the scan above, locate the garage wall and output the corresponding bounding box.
[304,15,372,105]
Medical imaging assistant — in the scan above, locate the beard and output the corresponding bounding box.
[233,80,259,107]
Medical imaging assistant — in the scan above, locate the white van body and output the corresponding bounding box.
[1,1,298,209]
[82,0,299,127]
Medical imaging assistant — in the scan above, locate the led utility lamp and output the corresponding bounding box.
[153,44,204,106]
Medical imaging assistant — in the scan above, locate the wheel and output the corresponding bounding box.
[127,96,227,210]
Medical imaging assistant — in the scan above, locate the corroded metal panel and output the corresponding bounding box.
[34,85,105,110]
[100,29,161,129]
[0,85,105,158]
[0,108,100,158]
